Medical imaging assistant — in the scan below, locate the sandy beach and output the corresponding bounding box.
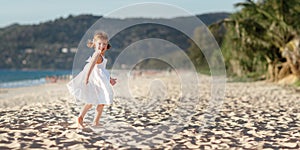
[0,72,300,149]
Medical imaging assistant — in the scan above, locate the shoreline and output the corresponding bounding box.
[0,69,71,88]
[0,75,71,88]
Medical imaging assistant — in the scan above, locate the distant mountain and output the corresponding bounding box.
[0,12,230,69]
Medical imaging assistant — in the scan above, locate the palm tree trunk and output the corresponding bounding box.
[286,55,300,76]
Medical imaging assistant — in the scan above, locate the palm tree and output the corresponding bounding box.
[213,0,300,81]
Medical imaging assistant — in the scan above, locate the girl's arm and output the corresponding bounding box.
[85,51,102,84]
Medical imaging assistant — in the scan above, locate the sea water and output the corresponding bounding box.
[0,69,71,88]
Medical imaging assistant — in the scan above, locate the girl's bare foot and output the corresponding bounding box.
[93,122,99,126]
[77,116,84,128]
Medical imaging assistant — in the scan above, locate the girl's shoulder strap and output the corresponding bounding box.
[90,51,101,63]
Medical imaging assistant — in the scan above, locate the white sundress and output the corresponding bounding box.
[67,51,114,105]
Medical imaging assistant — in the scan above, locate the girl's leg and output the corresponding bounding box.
[94,104,104,126]
[78,104,93,128]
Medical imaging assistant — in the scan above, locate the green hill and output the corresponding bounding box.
[0,13,229,70]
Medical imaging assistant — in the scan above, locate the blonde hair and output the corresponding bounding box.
[87,31,110,49]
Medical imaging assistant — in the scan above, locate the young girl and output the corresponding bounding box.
[67,31,116,128]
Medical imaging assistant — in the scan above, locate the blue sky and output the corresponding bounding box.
[0,0,244,28]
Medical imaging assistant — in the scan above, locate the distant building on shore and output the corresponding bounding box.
[60,47,77,53]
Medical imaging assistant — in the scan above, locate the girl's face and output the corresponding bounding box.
[95,39,109,52]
